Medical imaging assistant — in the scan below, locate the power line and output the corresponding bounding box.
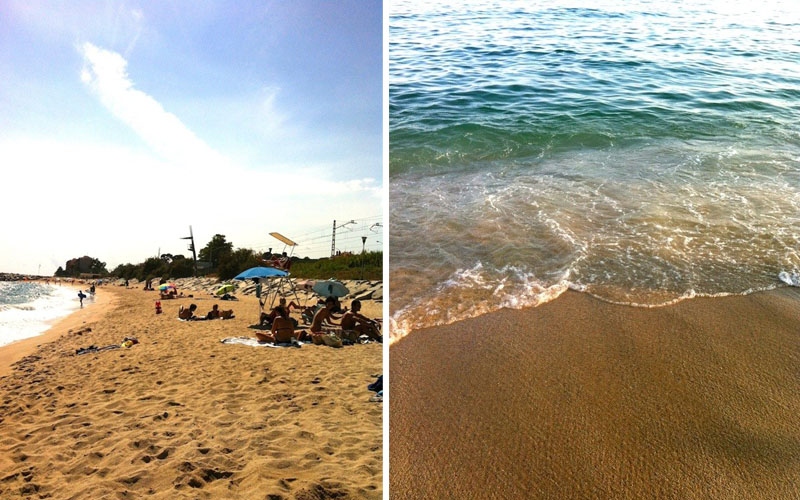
[234,215,382,250]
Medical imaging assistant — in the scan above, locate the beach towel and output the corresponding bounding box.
[76,337,138,356]
[180,316,234,322]
[76,345,120,355]
[220,337,302,348]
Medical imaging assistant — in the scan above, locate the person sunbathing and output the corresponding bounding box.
[260,297,302,326]
[179,304,198,320]
[264,251,291,270]
[206,305,234,320]
[300,299,325,324]
[341,299,382,342]
[256,309,296,344]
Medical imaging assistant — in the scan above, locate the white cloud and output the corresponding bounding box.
[80,42,225,170]
[124,8,144,57]
[260,86,288,133]
[0,44,381,274]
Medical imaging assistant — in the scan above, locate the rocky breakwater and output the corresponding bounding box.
[157,277,383,304]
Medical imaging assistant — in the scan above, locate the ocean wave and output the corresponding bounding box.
[389,263,572,344]
[389,269,791,345]
[0,304,36,312]
[0,282,82,347]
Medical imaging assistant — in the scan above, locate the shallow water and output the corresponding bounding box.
[390,0,800,341]
[0,282,85,346]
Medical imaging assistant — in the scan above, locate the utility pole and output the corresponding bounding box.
[360,237,367,280]
[331,219,336,257]
[331,220,357,257]
[180,226,197,276]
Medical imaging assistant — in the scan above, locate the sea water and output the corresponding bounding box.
[390,0,800,341]
[0,282,86,347]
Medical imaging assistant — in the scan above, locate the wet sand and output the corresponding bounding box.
[390,288,800,499]
[0,286,382,499]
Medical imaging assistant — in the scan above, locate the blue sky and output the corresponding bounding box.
[0,1,383,273]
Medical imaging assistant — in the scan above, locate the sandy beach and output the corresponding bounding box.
[390,288,800,499]
[0,286,382,499]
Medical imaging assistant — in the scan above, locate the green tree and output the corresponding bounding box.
[169,256,195,278]
[88,257,108,275]
[139,257,167,281]
[217,248,260,280]
[199,234,233,268]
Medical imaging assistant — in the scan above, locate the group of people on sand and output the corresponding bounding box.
[178,303,234,320]
[256,296,382,344]
[171,289,381,345]
[160,288,183,300]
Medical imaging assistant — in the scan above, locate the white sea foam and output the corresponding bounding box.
[389,264,572,344]
[0,283,88,347]
[389,260,796,345]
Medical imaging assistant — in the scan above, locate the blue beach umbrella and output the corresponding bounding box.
[233,267,288,281]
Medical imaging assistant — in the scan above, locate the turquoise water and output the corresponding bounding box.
[390,0,800,340]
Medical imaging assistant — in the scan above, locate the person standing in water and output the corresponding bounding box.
[77,290,87,308]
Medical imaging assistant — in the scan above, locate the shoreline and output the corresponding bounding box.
[390,287,800,498]
[0,285,115,378]
[389,282,793,345]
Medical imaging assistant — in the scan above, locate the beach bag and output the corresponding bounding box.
[322,333,343,348]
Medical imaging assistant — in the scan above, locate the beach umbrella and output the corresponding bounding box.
[216,284,235,295]
[312,280,349,298]
[233,267,288,281]
[158,283,176,291]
